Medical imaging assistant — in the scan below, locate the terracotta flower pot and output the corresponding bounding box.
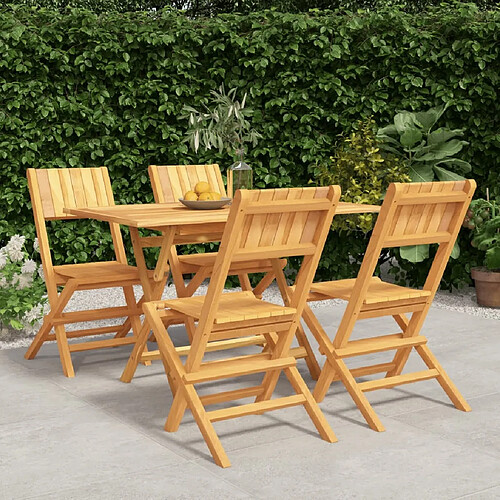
[471,267,500,308]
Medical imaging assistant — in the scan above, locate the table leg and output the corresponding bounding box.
[120,227,173,380]
[271,259,321,380]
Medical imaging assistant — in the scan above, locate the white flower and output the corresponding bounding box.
[21,259,37,275]
[6,235,25,252]
[0,277,8,288]
[23,304,43,324]
[33,238,39,252]
[7,247,24,262]
[17,273,32,290]
[38,267,45,281]
[0,250,7,270]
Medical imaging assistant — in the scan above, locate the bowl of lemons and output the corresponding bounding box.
[179,182,231,210]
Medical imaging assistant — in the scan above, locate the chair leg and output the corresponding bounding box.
[273,270,321,381]
[121,286,152,367]
[385,347,413,378]
[164,390,189,432]
[313,364,336,403]
[25,282,76,360]
[24,318,52,360]
[115,289,144,339]
[120,320,151,383]
[333,358,385,431]
[251,271,275,299]
[314,357,385,432]
[238,273,252,292]
[55,325,75,378]
[294,322,321,380]
[182,383,231,468]
[145,304,231,468]
[255,332,287,403]
[385,314,412,377]
[416,345,471,412]
[284,366,337,443]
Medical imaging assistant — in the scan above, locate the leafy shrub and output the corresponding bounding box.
[2,0,497,15]
[0,4,498,289]
[0,235,47,331]
[464,199,500,270]
[314,118,410,233]
[377,105,472,183]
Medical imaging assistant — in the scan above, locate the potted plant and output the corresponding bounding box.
[182,85,261,196]
[463,195,500,307]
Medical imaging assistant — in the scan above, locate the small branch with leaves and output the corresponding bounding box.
[182,85,261,160]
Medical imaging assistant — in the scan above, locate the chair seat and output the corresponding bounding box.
[309,277,431,305]
[54,261,143,285]
[177,253,285,274]
[163,291,296,324]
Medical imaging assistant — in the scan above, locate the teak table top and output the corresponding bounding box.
[64,201,381,229]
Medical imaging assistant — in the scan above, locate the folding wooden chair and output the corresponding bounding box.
[25,167,153,377]
[301,180,476,432]
[143,185,341,467]
[147,164,321,379]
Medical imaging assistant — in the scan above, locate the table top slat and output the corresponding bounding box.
[64,201,380,229]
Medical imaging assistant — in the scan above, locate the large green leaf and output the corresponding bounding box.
[434,158,472,174]
[377,124,397,137]
[433,166,466,181]
[400,128,423,148]
[409,163,434,182]
[485,246,500,270]
[413,139,468,161]
[450,241,461,259]
[414,105,447,132]
[400,244,430,263]
[394,111,421,134]
[428,127,465,145]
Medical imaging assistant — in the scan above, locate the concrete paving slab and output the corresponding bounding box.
[0,406,187,500]
[203,418,500,499]
[455,485,500,499]
[391,392,500,459]
[25,462,252,500]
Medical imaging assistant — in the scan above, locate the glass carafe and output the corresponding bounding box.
[227,157,253,198]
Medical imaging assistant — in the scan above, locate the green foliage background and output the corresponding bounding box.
[1,0,498,15]
[0,3,498,288]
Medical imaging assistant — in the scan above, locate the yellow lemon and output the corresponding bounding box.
[184,191,198,201]
[210,191,222,201]
[194,181,211,195]
[198,192,214,201]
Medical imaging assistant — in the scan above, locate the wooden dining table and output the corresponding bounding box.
[64,200,381,379]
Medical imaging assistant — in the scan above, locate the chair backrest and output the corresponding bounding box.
[149,164,226,203]
[364,180,475,290]
[334,180,476,347]
[27,168,127,293]
[185,186,341,369]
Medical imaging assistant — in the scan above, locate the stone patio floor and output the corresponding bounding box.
[0,304,499,499]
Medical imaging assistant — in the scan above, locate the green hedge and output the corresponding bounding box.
[2,0,498,15]
[1,4,498,287]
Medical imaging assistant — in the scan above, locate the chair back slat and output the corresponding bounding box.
[384,181,472,247]
[238,187,331,251]
[28,167,115,220]
[149,164,226,203]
